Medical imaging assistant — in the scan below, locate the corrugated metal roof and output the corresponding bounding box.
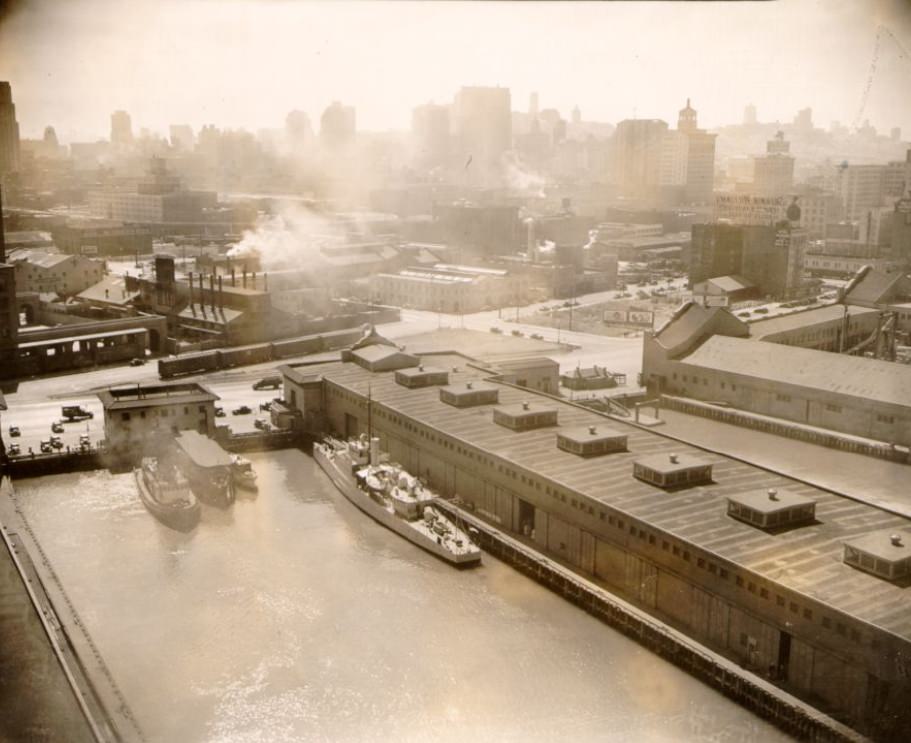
[293,355,911,640]
[682,335,911,408]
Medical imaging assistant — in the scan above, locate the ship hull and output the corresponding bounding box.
[314,444,480,567]
[134,469,201,532]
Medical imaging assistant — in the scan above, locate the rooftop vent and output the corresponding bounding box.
[768,488,779,501]
[466,381,473,390]
[589,425,597,435]
[669,453,679,464]
[558,425,627,457]
[892,534,903,547]
[522,401,530,411]
[418,364,424,372]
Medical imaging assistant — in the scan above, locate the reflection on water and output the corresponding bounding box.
[15,450,787,743]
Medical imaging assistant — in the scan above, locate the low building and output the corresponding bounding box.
[97,382,219,458]
[371,263,520,313]
[747,304,880,351]
[50,219,153,257]
[691,275,757,306]
[560,365,624,390]
[489,356,560,394]
[9,250,104,297]
[841,266,911,332]
[75,275,140,314]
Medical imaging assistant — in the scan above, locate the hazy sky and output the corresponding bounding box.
[1,0,910,143]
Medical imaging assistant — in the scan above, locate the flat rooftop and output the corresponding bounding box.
[98,383,218,410]
[295,353,911,642]
[727,488,815,515]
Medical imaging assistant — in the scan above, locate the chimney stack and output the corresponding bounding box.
[187,271,194,305]
[243,268,247,288]
[231,267,236,287]
[252,270,257,290]
[217,275,224,310]
[209,273,216,310]
[264,272,268,292]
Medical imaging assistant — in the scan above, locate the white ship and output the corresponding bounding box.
[314,435,481,567]
[230,455,258,491]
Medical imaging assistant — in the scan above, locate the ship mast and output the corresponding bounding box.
[367,383,373,465]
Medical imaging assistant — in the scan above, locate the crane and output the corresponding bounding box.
[852,24,911,133]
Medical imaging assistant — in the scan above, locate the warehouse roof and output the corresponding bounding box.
[748,304,877,339]
[98,382,218,410]
[843,267,910,305]
[290,352,911,641]
[681,335,911,408]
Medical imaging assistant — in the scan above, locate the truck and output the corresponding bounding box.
[61,405,94,421]
[252,375,282,391]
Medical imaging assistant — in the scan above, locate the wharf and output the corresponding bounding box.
[435,498,866,743]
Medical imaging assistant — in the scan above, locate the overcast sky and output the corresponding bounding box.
[1,0,910,143]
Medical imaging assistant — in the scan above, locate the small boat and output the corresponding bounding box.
[231,455,258,491]
[314,435,481,567]
[173,430,235,507]
[134,457,200,532]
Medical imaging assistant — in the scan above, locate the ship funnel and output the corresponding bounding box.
[370,437,381,466]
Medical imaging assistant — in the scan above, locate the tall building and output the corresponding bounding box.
[838,163,887,222]
[612,119,668,195]
[411,103,450,170]
[0,186,18,368]
[452,86,512,180]
[169,124,194,151]
[319,101,356,151]
[793,107,813,130]
[285,110,313,155]
[890,190,911,266]
[110,110,133,146]
[691,204,806,299]
[752,131,794,197]
[0,82,20,175]
[743,103,757,126]
[677,99,716,205]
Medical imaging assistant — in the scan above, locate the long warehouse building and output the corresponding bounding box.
[280,334,911,739]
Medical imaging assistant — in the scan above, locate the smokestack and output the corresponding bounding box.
[0,184,5,263]
[188,271,194,305]
[243,268,247,288]
[231,267,236,287]
[209,273,216,310]
[264,272,268,292]
[218,275,223,310]
[199,272,205,310]
[252,270,257,290]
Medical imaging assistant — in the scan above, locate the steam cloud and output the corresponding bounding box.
[228,203,338,270]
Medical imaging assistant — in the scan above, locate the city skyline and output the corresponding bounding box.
[1,0,911,142]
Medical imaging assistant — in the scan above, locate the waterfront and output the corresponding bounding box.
[14,450,789,743]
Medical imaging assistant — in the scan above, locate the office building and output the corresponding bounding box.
[110,110,133,146]
[612,119,668,196]
[452,86,512,181]
[752,132,794,197]
[0,81,20,175]
[677,99,716,205]
[320,102,356,151]
[411,103,450,170]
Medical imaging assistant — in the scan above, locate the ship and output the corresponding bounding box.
[314,435,481,567]
[230,455,258,491]
[173,430,235,507]
[134,457,200,532]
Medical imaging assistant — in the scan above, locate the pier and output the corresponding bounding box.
[435,498,866,743]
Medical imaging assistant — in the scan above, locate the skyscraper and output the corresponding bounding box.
[285,110,313,155]
[411,103,450,170]
[612,119,668,195]
[452,86,512,181]
[743,103,757,126]
[0,82,21,175]
[319,101,356,151]
[110,110,134,146]
[752,131,794,197]
[677,99,716,205]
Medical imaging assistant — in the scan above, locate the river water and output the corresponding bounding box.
[14,450,788,743]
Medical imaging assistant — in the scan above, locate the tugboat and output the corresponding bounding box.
[314,435,481,567]
[230,455,258,491]
[173,430,235,507]
[134,457,200,532]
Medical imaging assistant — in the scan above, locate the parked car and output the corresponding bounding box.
[129,357,146,367]
[50,436,63,450]
[79,434,91,450]
[259,401,272,412]
[489,326,502,334]
[232,405,252,415]
[530,333,543,340]
[253,418,267,430]
[215,406,226,418]
[61,405,93,421]
[51,421,65,433]
[8,443,20,456]
[8,425,20,437]
[252,375,282,391]
[511,329,523,337]
[40,440,53,453]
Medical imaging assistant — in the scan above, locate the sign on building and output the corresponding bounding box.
[603,309,655,326]
[714,193,785,225]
